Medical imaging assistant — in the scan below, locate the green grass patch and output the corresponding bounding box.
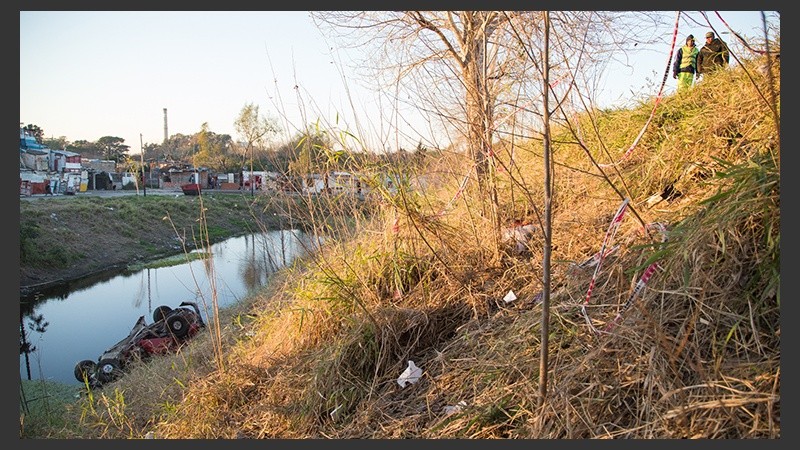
[129,251,208,270]
[19,379,83,438]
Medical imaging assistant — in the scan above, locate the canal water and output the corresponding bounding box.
[20,229,319,386]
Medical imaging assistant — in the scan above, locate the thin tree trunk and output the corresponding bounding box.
[538,10,552,411]
[463,12,501,258]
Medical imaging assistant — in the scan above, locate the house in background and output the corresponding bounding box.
[20,128,57,195]
[161,167,210,190]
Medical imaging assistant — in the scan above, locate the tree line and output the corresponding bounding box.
[21,103,434,178]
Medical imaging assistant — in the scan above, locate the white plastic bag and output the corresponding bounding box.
[397,360,423,387]
[443,400,467,416]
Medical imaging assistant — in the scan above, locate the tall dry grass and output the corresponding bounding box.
[51,52,779,439]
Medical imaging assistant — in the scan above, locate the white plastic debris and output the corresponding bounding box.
[397,360,423,387]
[645,193,664,208]
[503,290,517,303]
[330,404,343,420]
[502,222,537,254]
[443,401,467,416]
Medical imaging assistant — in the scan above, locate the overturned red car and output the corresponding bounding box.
[74,301,205,387]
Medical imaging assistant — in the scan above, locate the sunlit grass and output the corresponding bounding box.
[24,51,779,439]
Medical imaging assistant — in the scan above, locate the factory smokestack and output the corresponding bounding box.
[163,108,168,144]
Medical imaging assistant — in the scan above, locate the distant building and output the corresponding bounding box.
[81,158,117,174]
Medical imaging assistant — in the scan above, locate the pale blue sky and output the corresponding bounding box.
[20,11,778,155]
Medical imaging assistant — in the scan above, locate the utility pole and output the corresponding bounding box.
[139,133,146,197]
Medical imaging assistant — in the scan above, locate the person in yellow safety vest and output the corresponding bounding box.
[672,34,699,91]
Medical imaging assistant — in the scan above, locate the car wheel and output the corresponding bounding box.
[74,360,97,383]
[153,305,173,322]
[97,358,123,383]
[166,315,190,338]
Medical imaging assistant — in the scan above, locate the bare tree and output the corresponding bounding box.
[313,11,523,252]
[313,11,663,254]
[235,103,280,167]
[234,103,281,194]
[312,12,669,411]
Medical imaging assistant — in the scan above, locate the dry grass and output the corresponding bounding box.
[47,53,779,439]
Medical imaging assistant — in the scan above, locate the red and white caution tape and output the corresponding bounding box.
[392,211,400,234]
[602,221,668,332]
[436,170,472,217]
[602,260,661,332]
[599,11,681,168]
[580,198,630,332]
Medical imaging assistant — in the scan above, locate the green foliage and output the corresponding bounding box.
[129,252,207,271]
[20,217,73,268]
[665,149,780,358]
[67,139,103,157]
[701,152,780,308]
[193,122,235,171]
[42,136,68,150]
[96,136,130,162]
[19,379,83,438]
[287,127,334,176]
[23,124,44,143]
[19,220,40,264]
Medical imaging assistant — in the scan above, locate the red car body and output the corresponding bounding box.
[74,301,205,387]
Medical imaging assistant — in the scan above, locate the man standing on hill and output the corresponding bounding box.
[697,31,730,78]
[673,34,699,91]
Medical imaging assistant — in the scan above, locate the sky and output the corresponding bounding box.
[19,11,779,156]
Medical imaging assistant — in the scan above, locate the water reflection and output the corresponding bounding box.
[19,311,49,382]
[19,229,317,385]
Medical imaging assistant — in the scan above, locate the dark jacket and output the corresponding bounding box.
[673,45,699,77]
[697,38,730,74]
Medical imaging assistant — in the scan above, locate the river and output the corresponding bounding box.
[19,229,319,386]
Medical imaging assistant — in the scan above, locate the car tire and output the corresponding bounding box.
[166,315,190,338]
[97,358,123,384]
[153,305,173,323]
[74,359,97,383]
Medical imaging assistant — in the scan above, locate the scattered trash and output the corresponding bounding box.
[397,360,423,387]
[646,183,681,208]
[503,290,517,303]
[144,431,155,439]
[645,193,664,208]
[443,400,467,416]
[501,220,537,254]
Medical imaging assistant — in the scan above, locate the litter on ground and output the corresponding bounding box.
[397,360,423,387]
